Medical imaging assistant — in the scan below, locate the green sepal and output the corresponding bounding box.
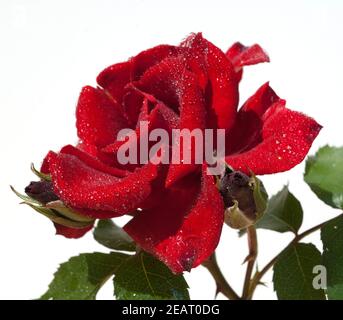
[46,200,94,223]
[31,163,52,181]
[225,200,254,229]
[22,202,93,229]
[249,173,268,221]
[10,185,40,205]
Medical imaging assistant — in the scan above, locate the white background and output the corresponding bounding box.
[1,0,342,300]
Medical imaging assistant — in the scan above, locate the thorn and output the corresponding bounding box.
[242,253,256,265]
[257,281,268,288]
[214,285,220,299]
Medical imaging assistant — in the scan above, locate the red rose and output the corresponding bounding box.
[30,33,321,273]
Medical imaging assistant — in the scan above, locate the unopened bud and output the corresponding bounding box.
[12,166,94,231]
[219,168,268,230]
[25,181,59,204]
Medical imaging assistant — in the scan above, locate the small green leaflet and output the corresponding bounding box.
[304,145,343,209]
[114,252,190,300]
[93,219,136,252]
[256,186,303,234]
[41,252,129,300]
[321,214,343,299]
[273,243,326,300]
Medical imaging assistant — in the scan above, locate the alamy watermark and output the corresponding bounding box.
[116,121,226,175]
[312,265,327,290]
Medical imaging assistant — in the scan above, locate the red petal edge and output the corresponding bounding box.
[226,42,270,70]
[54,223,93,239]
[226,100,322,175]
[226,82,280,155]
[76,86,129,148]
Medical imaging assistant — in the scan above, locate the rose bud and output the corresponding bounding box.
[25,181,59,204]
[219,167,268,230]
[11,164,94,238]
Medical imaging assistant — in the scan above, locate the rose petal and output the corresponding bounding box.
[131,44,179,80]
[97,45,178,104]
[101,101,175,171]
[49,149,160,217]
[60,145,128,178]
[76,86,129,147]
[41,151,57,174]
[226,42,270,71]
[122,88,144,126]
[136,55,207,185]
[241,82,280,116]
[42,151,124,218]
[54,223,93,239]
[137,56,206,128]
[96,61,132,104]
[76,141,120,169]
[124,166,224,273]
[226,100,322,175]
[226,82,280,154]
[154,101,180,130]
[181,33,239,130]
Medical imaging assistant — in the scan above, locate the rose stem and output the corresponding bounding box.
[202,252,240,300]
[241,225,258,300]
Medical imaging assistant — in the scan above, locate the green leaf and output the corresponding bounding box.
[273,243,326,300]
[114,252,190,300]
[304,145,343,209]
[93,220,136,252]
[41,252,129,300]
[321,214,343,299]
[256,186,303,234]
